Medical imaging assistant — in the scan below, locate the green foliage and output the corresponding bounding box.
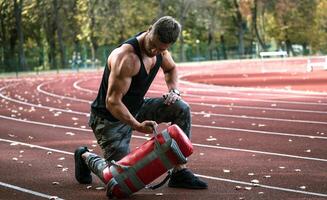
[0,0,326,73]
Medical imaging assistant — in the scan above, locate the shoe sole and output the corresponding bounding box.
[74,147,92,184]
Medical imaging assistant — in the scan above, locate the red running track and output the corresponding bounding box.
[0,58,327,200]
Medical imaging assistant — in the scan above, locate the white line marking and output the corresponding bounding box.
[43,80,327,118]
[37,81,91,103]
[192,111,327,125]
[190,102,327,114]
[194,174,327,198]
[0,139,326,198]
[73,78,327,106]
[72,78,327,107]
[3,85,327,139]
[73,79,96,93]
[4,81,327,125]
[149,90,327,106]
[193,143,327,162]
[192,124,327,140]
[0,138,73,155]
[1,116,327,162]
[0,181,64,200]
[0,85,88,116]
[178,73,327,96]
[35,81,327,119]
[44,82,327,123]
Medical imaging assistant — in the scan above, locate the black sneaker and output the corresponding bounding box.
[74,146,92,184]
[168,169,208,189]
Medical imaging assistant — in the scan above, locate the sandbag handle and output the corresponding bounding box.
[152,125,161,148]
[146,170,172,190]
[110,160,130,170]
[152,124,159,138]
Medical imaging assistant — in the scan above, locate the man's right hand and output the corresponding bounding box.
[134,120,158,133]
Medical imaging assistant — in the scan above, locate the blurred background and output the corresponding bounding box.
[0,0,326,74]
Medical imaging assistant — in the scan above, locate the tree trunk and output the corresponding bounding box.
[88,0,98,68]
[14,0,26,71]
[252,0,266,51]
[0,1,11,71]
[178,0,193,62]
[0,2,5,68]
[48,29,56,70]
[207,6,217,61]
[54,0,66,69]
[71,0,80,54]
[220,34,227,59]
[42,1,57,70]
[9,26,17,72]
[285,37,294,56]
[208,31,213,60]
[233,0,245,58]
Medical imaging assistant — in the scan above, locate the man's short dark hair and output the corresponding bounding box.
[151,16,181,44]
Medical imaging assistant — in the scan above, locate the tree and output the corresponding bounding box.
[311,0,327,53]
[14,0,26,71]
[265,0,318,55]
[251,0,267,51]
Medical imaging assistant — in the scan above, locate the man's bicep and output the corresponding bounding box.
[107,72,131,102]
[107,55,137,101]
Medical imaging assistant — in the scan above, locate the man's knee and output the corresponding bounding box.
[174,100,190,114]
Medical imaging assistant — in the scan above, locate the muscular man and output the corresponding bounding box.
[74,16,207,191]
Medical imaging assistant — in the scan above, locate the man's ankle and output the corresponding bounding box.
[81,152,91,160]
[173,164,186,173]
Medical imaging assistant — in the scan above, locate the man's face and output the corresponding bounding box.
[144,31,171,57]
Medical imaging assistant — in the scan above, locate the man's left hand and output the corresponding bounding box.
[163,90,181,105]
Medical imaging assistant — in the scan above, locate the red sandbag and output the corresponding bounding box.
[102,124,193,198]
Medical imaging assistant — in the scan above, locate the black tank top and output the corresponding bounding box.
[91,34,163,121]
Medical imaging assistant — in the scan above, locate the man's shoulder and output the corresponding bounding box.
[111,44,139,62]
[109,45,140,76]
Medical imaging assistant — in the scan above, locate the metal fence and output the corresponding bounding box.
[0,41,316,76]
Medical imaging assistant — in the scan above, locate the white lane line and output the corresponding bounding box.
[0,85,88,116]
[73,78,327,106]
[1,93,326,140]
[48,83,327,115]
[193,143,327,162]
[194,174,327,198]
[192,111,327,125]
[4,80,326,121]
[0,181,64,200]
[1,91,327,140]
[178,73,327,96]
[37,81,327,119]
[0,138,74,155]
[73,79,97,93]
[192,124,327,140]
[149,90,327,106]
[3,85,327,138]
[75,75,327,99]
[72,78,327,106]
[49,79,327,115]
[190,102,327,114]
[44,81,327,123]
[1,138,326,198]
[37,81,91,103]
[1,116,327,162]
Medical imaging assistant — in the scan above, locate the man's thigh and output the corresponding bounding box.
[136,97,190,124]
[89,113,132,162]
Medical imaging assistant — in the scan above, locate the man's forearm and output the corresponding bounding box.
[164,67,178,90]
[106,101,140,129]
